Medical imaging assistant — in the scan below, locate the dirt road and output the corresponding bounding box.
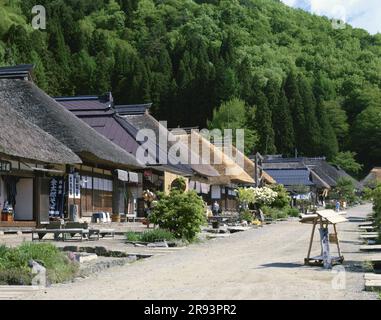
[23,204,379,300]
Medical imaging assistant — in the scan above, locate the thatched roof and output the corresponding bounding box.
[174,131,254,185]
[0,100,81,164]
[116,108,194,176]
[263,157,361,190]
[362,167,381,187]
[261,170,277,185]
[228,144,276,185]
[0,79,143,169]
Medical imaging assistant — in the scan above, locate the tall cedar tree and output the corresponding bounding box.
[253,87,276,155]
[284,72,305,156]
[273,88,295,156]
[298,75,321,156]
[316,102,339,160]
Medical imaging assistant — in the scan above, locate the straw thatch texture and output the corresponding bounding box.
[362,167,381,187]
[121,112,194,176]
[0,100,81,164]
[0,79,143,169]
[175,131,254,185]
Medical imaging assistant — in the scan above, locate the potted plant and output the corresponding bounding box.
[111,212,121,223]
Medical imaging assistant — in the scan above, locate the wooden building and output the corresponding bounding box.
[0,65,144,223]
[0,68,81,228]
[173,130,255,211]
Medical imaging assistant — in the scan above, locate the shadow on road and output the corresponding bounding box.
[258,262,305,269]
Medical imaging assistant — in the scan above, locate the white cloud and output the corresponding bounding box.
[281,0,381,34]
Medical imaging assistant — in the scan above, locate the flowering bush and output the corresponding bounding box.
[236,187,278,207]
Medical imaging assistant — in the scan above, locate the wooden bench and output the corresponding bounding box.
[32,229,90,242]
[126,214,136,222]
[99,229,115,238]
[65,222,100,240]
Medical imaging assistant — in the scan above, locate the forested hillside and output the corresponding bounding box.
[1,0,381,173]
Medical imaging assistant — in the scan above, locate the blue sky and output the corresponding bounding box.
[281,0,381,34]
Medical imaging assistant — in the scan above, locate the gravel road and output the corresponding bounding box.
[22,203,379,300]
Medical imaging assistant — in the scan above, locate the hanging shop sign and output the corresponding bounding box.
[0,160,11,173]
[49,177,65,217]
[68,173,81,199]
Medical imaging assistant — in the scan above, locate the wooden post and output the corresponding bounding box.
[112,174,120,215]
[333,224,342,258]
[306,218,317,263]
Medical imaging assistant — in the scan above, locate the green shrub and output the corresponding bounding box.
[325,203,336,210]
[0,243,78,285]
[262,206,292,220]
[140,229,175,243]
[239,210,253,223]
[150,189,206,241]
[125,231,142,242]
[269,184,291,209]
[284,207,300,217]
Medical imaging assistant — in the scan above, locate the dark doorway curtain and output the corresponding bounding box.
[2,176,20,208]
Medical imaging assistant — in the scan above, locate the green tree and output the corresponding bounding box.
[330,151,363,176]
[254,90,276,154]
[150,190,206,241]
[273,88,295,156]
[316,103,339,160]
[298,75,321,155]
[352,106,381,170]
[285,72,305,155]
[208,98,258,155]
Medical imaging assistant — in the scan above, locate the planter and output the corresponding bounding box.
[212,220,220,229]
[1,212,13,222]
[111,214,120,223]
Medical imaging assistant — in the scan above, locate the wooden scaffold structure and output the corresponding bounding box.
[300,210,348,268]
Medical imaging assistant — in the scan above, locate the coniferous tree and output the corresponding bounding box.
[273,88,295,156]
[254,89,276,155]
[284,72,305,156]
[316,103,339,160]
[298,75,321,156]
[265,78,279,112]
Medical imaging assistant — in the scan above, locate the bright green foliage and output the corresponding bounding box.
[125,229,175,242]
[0,243,78,285]
[284,206,300,217]
[332,177,356,204]
[331,151,363,176]
[140,229,175,242]
[150,189,206,241]
[208,98,258,155]
[269,184,291,209]
[239,210,253,223]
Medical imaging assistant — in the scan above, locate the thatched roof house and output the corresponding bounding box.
[172,130,254,185]
[228,144,276,185]
[0,75,143,170]
[55,96,196,177]
[0,99,81,165]
[115,105,200,177]
[362,167,381,188]
[263,156,361,190]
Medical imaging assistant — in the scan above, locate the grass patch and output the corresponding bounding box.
[126,229,175,243]
[0,243,79,285]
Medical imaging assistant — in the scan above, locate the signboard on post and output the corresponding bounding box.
[320,227,332,269]
[49,177,65,217]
